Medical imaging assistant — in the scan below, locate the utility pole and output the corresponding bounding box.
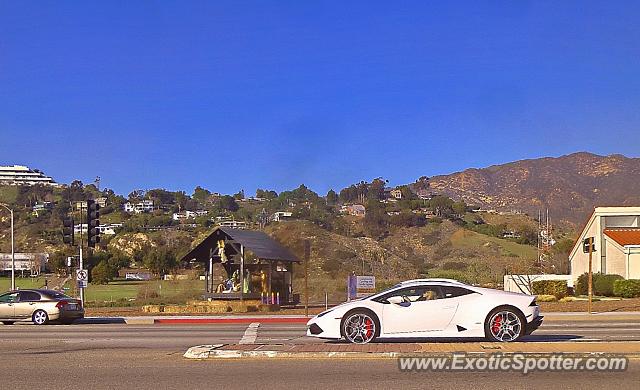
[588,236,594,314]
[79,202,85,306]
[1,204,15,291]
[304,239,310,317]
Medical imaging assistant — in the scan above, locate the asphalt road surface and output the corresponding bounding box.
[1,319,640,389]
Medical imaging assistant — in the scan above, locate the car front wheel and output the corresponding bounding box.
[342,310,378,344]
[485,307,524,342]
[32,310,49,325]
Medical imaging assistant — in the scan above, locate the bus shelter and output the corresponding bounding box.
[181,227,300,304]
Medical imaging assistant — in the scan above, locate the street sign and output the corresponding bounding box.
[76,269,88,288]
[347,275,376,300]
[583,237,596,253]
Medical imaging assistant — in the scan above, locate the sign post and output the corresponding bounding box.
[304,240,310,317]
[583,237,596,314]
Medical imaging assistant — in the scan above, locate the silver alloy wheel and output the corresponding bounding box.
[489,310,522,342]
[33,310,48,325]
[343,312,376,344]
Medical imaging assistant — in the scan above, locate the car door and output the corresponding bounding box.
[380,285,458,334]
[14,291,42,319]
[0,292,19,319]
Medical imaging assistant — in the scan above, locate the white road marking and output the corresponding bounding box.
[239,322,260,344]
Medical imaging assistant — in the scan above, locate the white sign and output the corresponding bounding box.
[76,269,88,282]
[356,276,375,297]
[356,276,375,290]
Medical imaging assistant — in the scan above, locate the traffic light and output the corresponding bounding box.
[62,218,74,245]
[87,199,100,248]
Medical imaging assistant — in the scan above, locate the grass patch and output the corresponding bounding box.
[450,229,537,258]
[0,276,49,291]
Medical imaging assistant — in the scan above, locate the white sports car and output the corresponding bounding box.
[307,279,543,343]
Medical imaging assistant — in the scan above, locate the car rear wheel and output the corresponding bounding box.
[32,310,49,325]
[342,310,377,344]
[485,307,524,342]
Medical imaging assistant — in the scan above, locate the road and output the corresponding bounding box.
[2,319,640,389]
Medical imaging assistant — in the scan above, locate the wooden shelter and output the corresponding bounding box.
[181,227,300,304]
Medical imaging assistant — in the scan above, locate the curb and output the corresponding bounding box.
[154,317,309,325]
[183,344,640,360]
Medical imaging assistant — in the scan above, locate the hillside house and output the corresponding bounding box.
[124,200,154,214]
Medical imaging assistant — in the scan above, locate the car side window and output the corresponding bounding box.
[441,286,474,299]
[18,291,41,302]
[0,293,19,303]
[380,286,442,303]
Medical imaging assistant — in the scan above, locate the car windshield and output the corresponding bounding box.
[360,284,402,300]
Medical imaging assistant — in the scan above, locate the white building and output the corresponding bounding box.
[173,210,208,221]
[124,200,154,214]
[98,223,122,235]
[271,211,293,222]
[0,165,59,187]
[0,253,48,275]
[340,204,366,217]
[570,207,640,281]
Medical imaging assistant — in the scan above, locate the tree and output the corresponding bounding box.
[192,186,211,204]
[326,189,338,205]
[367,178,387,201]
[363,201,388,238]
[128,189,146,202]
[148,189,176,206]
[233,190,245,200]
[218,195,239,212]
[91,261,113,284]
[144,248,178,276]
[256,189,278,199]
[452,201,467,216]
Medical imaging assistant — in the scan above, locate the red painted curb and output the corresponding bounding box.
[154,317,310,324]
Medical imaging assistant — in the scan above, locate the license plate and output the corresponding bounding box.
[67,304,77,311]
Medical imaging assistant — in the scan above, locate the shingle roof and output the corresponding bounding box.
[603,228,640,247]
[181,227,299,263]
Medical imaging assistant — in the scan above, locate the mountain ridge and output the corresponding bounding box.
[426,152,640,224]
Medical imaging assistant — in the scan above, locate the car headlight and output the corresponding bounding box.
[317,309,334,318]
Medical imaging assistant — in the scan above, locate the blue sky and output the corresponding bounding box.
[1,1,639,196]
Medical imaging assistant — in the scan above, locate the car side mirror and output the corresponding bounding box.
[386,296,404,305]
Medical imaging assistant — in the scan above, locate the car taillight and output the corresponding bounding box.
[56,300,68,309]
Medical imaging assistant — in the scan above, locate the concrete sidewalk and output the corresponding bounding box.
[78,311,640,325]
[184,341,640,359]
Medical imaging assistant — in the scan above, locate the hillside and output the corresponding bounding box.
[428,152,640,224]
[267,220,539,301]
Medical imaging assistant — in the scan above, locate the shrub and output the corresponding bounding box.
[532,280,568,299]
[535,294,557,302]
[441,261,468,271]
[613,279,640,298]
[594,274,624,296]
[575,273,624,296]
[558,296,575,303]
[90,261,113,285]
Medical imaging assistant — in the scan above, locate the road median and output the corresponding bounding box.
[184,341,640,360]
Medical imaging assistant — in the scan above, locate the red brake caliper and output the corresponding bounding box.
[365,318,373,339]
[492,315,502,334]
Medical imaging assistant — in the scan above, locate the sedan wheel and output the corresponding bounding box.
[486,309,523,342]
[32,310,49,325]
[342,311,377,344]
